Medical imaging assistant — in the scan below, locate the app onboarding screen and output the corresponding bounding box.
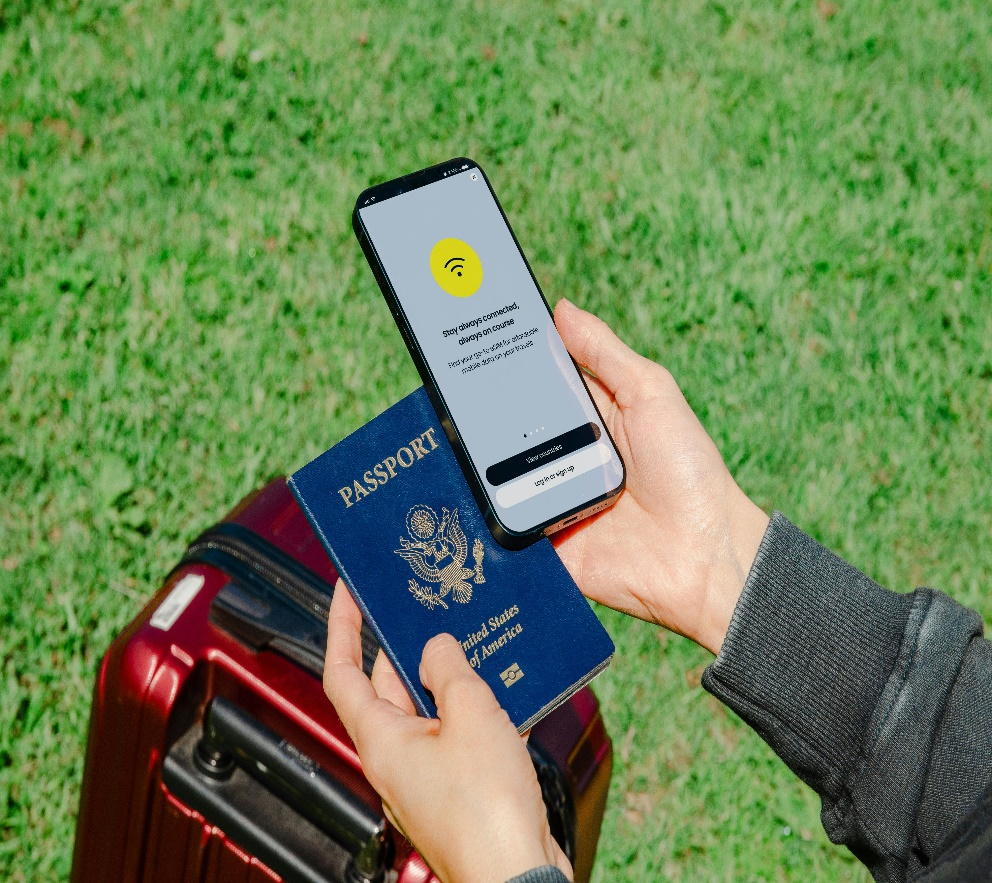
[359,166,623,533]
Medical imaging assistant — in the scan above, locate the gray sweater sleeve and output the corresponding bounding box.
[505,868,570,883]
[702,512,991,882]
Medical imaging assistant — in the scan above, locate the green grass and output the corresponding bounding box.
[2,0,991,880]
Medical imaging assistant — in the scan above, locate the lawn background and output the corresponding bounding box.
[2,0,990,880]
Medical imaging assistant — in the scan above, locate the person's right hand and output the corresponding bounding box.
[324,582,571,883]
[551,299,770,655]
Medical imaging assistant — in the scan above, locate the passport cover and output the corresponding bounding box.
[289,387,615,732]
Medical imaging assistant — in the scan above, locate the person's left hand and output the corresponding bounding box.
[323,580,573,883]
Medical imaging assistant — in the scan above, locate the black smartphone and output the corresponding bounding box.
[352,157,625,549]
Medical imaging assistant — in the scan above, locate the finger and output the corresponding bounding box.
[371,649,417,714]
[418,633,501,723]
[324,581,382,736]
[381,802,403,837]
[550,488,624,557]
[583,370,612,412]
[550,518,585,553]
[581,371,621,440]
[554,299,651,398]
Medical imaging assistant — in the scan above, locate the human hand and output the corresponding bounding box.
[551,299,770,655]
[323,581,572,883]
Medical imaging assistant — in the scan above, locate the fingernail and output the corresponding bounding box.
[425,632,457,652]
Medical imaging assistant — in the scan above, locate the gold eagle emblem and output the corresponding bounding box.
[396,505,485,610]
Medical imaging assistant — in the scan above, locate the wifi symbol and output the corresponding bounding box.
[430,238,482,296]
[444,256,466,277]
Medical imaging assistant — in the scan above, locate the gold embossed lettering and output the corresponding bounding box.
[409,437,429,459]
[339,428,442,509]
[421,427,439,450]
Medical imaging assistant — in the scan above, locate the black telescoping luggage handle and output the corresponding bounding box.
[196,697,391,882]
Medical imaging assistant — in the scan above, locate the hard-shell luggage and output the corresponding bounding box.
[71,478,613,883]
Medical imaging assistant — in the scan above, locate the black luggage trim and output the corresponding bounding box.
[183,522,332,618]
[529,741,578,865]
[180,522,379,675]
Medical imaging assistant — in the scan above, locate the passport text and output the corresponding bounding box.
[337,428,440,508]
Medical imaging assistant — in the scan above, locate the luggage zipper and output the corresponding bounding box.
[179,521,379,675]
[182,522,332,619]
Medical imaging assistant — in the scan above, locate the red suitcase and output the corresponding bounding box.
[71,478,612,883]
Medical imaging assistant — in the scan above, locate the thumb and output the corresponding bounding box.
[554,298,649,397]
[419,633,500,721]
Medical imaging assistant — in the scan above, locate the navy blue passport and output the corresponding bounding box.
[288,387,614,732]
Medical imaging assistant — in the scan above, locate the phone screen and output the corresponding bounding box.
[357,164,624,535]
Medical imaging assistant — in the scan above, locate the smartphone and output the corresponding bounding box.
[352,157,625,549]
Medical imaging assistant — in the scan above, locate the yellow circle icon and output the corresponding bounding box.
[429,238,483,297]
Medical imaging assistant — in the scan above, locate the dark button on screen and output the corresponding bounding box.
[486,422,602,487]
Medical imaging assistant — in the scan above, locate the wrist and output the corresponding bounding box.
[449,819,570,883]
[694,493,770,655]
[494,830,570,883]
